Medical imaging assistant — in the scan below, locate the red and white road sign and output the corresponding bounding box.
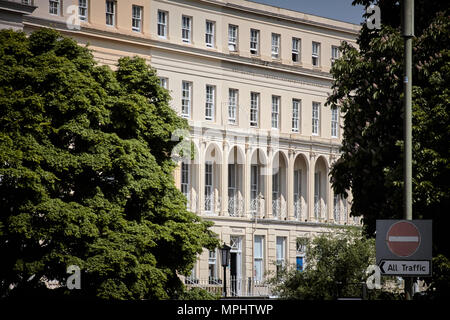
[386,221,421,257]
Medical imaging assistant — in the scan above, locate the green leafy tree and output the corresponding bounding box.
[0,28,218,299]
[268,228,376,300]
[326,1,449,298]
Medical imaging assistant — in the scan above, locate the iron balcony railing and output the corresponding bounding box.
[249,197,265,219]
[228,194,244,217]
[272,198,287,220]
[294,198,306,221]
[184,276,270,297]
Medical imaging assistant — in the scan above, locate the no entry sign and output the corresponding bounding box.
[376,220,432,277]
[386,221,420,257]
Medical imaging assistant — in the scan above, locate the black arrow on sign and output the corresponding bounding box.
[379,261,386,273]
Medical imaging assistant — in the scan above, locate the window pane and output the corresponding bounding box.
[158,11,167,37]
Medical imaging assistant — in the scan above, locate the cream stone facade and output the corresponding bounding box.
[1,0,361,297]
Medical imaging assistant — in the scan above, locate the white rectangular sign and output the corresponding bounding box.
[379,260,431,276]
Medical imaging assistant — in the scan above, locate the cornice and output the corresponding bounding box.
[23,16,333,82]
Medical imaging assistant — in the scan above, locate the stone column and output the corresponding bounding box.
[198,139,205,216]
[244,143,251,217]
[266,146,273,219]
[309,152,316,221]
[221,140,229,217]
[287,148,295,220]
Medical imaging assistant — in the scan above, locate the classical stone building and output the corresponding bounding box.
[0,0,361,297]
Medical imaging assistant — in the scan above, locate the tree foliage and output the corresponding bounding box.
[327,3,449,253]
[268,228,375,300]
[327,1,449,299]
[0,28,218,299]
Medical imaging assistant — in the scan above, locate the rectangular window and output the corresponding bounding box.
[294,169,301,200]
[250,92,259,127]
[181,162,190,205]
[292,37,301,62]
[228,89,238,124]
[204,162,213,212]
[250,29,260,55]
[251,165,259,202]
[181,81,192,118]
[205,21,215,47]
[254,236,264,282]
[228,164,237,216]
[271,33,280,59]
[312,102,320,135]
[182,16,192,43]
[228,25,238,52]
[331,45,340,65]
[331,107,338,138]
[159,77,168,89]
[79,0,88,21]
[296,256,304,271]
[208,250,218,283]
[312,42,321,67]
[205,85,215,121]
[292,99,300,132]
[132,5,143,32]
[49,0,60,15]
[157,10,167,38]
[314,172,320,218]
[276,237,286,274]
[105,1,115,26]
[271,95,280,129]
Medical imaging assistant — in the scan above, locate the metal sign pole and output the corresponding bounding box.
[402,0,414,300]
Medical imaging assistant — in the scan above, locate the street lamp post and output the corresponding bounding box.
[220,243,231,297]
[402,0,414,300]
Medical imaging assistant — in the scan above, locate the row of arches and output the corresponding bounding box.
[177,141,353,224]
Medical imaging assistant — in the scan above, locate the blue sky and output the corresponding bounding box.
[249,0,366,24]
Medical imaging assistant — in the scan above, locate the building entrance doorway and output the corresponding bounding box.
[230,236,242,296]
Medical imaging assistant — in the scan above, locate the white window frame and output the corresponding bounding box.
[208,250,218,282]
[182,16,192,43]
[205,20,215,48]
[276,237,286,269]
[250,29,260,55]
[331,45,340,65]
[292,37,301,63]
[157,10,167,38]
[205,85,215,121]
[159,77,168,90]
[228,89,238,124]
[251,165,259,202]
[228,25,238,52]
[132,5,143,32]
[254,235,264,282]
[312,42,321,67]
[331,107,339,138]
[49,0,60,15]
[181,162,190,207]
[79,0,88,21]
[312,102,320,135]
[271,33,281,59]
[250,92,259,127]
[181,81,192,118]
[271,95,280,129]
[292,99,300,133]
[105,1,116,27]
[204,161,213,212]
